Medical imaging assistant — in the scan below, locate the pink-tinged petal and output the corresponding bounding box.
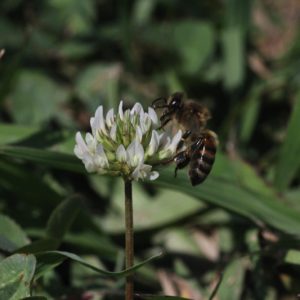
[147,130,159,156]
[139,114,151,134]
[90,117,95,135]
[127,140,144,167]
[131,163,151,180]
[85,133,94,145]
[149,171,159,180]
[74,132,88,159]
[74,145,83,159]
[135,126,143,143]
[84,158,97,172]
[95,106,107,135]
[168,130,182,153]
[131,165,140,180]
[95,144,109,167]
[75,132,87,149]
[140,164,152,178]
[110,124,117,141]
[93,107,101,130]
[131,102,144,116]
[118,101,124,120]
[133,164,157,180]
[148,107,159,127]
[159,132,171,148]
[106,108,115,127]
[116,145,127,162]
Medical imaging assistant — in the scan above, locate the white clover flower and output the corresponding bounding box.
[74,100,182,181]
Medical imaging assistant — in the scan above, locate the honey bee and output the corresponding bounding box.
[152,92,218,186]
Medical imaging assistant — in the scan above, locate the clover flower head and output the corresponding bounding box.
[74,100,182,181]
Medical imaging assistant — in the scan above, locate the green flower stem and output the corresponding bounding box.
[124,179,134,300]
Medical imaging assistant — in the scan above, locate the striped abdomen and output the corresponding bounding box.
[188,131,217,186]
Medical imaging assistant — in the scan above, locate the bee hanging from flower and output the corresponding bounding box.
[152,92,218,186]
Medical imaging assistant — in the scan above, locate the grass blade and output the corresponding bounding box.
[274,91,300,191]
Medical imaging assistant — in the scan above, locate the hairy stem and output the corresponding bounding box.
[124,179,134,300]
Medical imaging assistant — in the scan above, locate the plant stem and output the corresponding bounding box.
[124,179,134,300]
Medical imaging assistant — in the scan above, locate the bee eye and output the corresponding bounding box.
[170,97,181,109]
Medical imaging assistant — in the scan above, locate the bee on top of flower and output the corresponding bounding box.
[74,101,182,181]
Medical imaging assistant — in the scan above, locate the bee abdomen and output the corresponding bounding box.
[189,168,207,186]
[189,157,214,186]
[188,133,217,186]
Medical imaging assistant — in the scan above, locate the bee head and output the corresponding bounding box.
[169,92,184,111]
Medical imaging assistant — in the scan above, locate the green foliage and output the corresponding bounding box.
[0,214,29,252]
[21,297,47,300]
[1,0,300,299]
[0,254,36,300]
[275,91,300,191]
[46,195,83,241]
[35,250,162,279]
[172,21,215,75]
[216,258,245,300]
[141,297,191,300]
[10,71,69,125]
[221,27,245,89]
[284,249,300,265]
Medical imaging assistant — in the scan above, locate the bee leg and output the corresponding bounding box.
[158,117,172,129]
[152,97,168,109]
[190,137,204,155]
[174,151,190,177]
[183,130,192,139]
[176,130,192,151]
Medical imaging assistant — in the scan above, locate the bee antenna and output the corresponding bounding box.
[152,97,168,108]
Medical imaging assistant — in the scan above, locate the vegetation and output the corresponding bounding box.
[1,0,300,299]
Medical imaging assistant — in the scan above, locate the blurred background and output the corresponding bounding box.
[1,0,300,299]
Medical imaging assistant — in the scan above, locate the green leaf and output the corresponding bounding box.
[16,238,61,254]
[222,27,245,89]
[284,188,300,212]
[215,258,245,300]
[0,214,30,252]
[274,91,300,191]
[61,232,118,259]
[156,154,300,237]
[2,145,300,236]
[0,18,23,48]
[132,0,157,26]
[57,41,95,59]
[0,159,62,218]
[10,71,69,125]
[101,179,205,233]
[137,21,214,75]
[0,146,84,173]
[0,254,36,300]
[224,0,252,31]
[23,229,118,259]
[10,129,72,149]
[154,228,201,257]
[75,63,121,110]
[46,195,83,241]
[239,84,263,143]
[284,249,300,265]
[49,0,96,34]
[0,125,38,145]
[214,260,244,299]
[173,21,215,75]
[34,250,162,279]
[21,297,47,300]
[140,296,191,300]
